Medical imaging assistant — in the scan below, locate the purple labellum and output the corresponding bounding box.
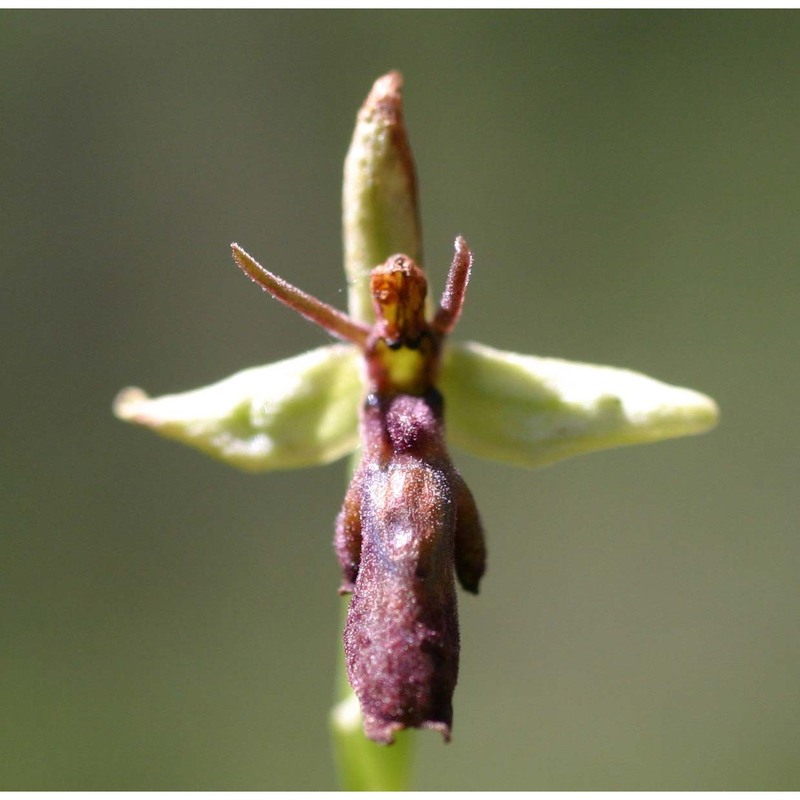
[339,391,484,744]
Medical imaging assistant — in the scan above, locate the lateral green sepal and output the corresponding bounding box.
[440,341,719,468]
[113,344,362,471]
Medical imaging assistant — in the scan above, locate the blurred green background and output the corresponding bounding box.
[2,10,798,790]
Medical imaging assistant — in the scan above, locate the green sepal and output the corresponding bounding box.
[440,341,719,468]
[113,344,362,471]
[343,71,422,323]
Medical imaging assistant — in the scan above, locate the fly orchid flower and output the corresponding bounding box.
[114,72,718,754]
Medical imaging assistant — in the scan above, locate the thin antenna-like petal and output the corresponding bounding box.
[232,244,370,348]
[433,236,472,335]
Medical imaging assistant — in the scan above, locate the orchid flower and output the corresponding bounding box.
[113,72,718,790]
